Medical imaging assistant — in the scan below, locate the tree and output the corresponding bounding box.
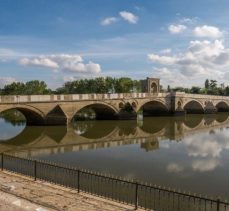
[105,77,115,93]
[173,87,185,92]
[225,86,229,96]
[205,79,209,89]
[25,80,50,95]
[2,82,25,95]
[209,80,217,89]
[1,80,51,95]
[190,86,201,94]
[133,80,141,92]
[114,77,133,93]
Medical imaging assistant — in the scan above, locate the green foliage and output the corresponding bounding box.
[190,86,201,94]
[209,80,217,89]
[205,79,209,89]
[0,109,26,126]
[56,77,141,94]
[2,77,229,97]
[1,82,25,95]
[170,79,229,96]
[1,80,51,95]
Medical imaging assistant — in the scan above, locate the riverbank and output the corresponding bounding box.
[0,171,139,211]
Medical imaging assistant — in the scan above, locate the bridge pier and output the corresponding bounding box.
[173,110,186,116]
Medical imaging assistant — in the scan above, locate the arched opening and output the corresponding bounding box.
[183,101,204,114]
[140,116,167,134]
[0,107,45,126]
[117,120,137,136]
[216,101,229,112]
[216,113,229,123]
[0,109,26,140]
[140,101,169,116]
[73,103,118,121]
[46,105,67,125]
[184,115,204,129]
[119,102,137,120]
[73,121,116,139]
[151,82,158,93]
[1,126,45,144]
[0,107,45,140]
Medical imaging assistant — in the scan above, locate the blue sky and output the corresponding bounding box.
[1,0,229,89]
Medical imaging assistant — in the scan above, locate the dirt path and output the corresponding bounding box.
[0,170,139,211]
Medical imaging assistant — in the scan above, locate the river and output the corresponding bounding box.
[0,114,229,200]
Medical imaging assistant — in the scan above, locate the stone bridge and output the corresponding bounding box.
[0,92,229,125]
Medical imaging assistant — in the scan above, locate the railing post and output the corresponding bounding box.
[135,182,138,210]
[77,169,80,193]
[1,153,3,171]
[34,160,37,181]
[217,198,220,211]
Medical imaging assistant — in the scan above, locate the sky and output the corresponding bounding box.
[1,0,229,89]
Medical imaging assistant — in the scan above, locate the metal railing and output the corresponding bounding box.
[1,153,229,211]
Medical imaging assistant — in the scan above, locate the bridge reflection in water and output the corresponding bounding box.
[0,113,229,156]
[1,113,229,199]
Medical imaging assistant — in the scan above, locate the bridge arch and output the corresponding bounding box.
[183,115,204,129]
[215,113,229,123]
[183,100,204,114]
[0,105,45,125]
[138,100,169,116]
[215,101,229,112]
[73,121,117,139]
[140,116,167,134]
[72,102,118,121]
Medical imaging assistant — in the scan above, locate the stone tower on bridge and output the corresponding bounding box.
[141,78,160,93]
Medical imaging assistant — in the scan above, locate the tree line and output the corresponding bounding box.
[169,79,229,96]
[0,77,141,95]
[1,78,229,96]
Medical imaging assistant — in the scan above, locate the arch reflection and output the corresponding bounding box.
[1,113,229,156]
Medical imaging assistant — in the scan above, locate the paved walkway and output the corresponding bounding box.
[0,171,138,211]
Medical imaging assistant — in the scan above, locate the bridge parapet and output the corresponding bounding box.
[0,92,170,104]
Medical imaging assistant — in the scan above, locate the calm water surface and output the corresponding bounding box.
[0,114,229,199]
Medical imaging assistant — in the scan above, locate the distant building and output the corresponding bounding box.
[141,77,160,93]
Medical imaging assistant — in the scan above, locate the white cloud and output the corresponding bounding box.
[184,136,222,158]
[160,48,171,54]
[167,163,184,173]
[148,39,229,84]
[101,17,118,26]
[192,159,220,172]
[119,11,138,24]
[20,57,59,69]
[19,54,101,74]
[0,77,17,88]
[179,17,199,25]
[182,129,229,172]
[168,24,187,34]
[148,54,177,65]
[193,25,223,38]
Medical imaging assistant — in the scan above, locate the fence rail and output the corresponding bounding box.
[1,153,229,211]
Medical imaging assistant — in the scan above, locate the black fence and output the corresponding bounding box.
[1,153,229,211]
